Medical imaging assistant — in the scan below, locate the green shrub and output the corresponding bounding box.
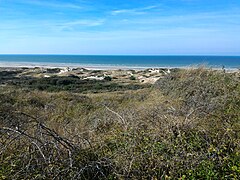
[129,76,136,80]
[104,76,112,81]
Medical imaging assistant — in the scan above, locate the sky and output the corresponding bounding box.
[0,0,240,55]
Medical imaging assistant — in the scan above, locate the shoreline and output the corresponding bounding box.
[0,61,239,72]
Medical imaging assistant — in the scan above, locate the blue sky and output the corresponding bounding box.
[0,0,240,55]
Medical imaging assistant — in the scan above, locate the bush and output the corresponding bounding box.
[104,76,112,81]
[129,76,136,80]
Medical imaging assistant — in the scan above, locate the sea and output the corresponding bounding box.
[0,55,239,69]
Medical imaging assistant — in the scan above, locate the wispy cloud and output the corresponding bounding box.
[114,10,240,29]
[111,5,158,15]
[56,19,105,31]
[18,0,83,9]
[0,19,105,34]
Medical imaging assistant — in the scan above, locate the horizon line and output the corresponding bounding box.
[0,54,240,57]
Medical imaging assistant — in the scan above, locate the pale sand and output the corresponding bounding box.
[0,61,150,70]
[0,61,238,72]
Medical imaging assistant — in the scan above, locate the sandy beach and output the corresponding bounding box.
[0,61,183,70]
[0,61,238,72]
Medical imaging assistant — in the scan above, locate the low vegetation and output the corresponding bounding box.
[4,75,149,93]
[0,68,239,179]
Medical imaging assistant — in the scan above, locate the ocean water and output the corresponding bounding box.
[0,55,239,69]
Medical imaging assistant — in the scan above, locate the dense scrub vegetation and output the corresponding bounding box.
[0,68,239,179]
[4,75,149,93]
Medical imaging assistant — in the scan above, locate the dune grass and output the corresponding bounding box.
[0,68,239,179]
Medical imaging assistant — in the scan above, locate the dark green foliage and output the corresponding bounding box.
[46,68,61,73]
[5,76,149,93]
[0,70,22,84]
[129,76,136,80]
[104,76,112,81]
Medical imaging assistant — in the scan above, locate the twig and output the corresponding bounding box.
[104,105,126,125]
